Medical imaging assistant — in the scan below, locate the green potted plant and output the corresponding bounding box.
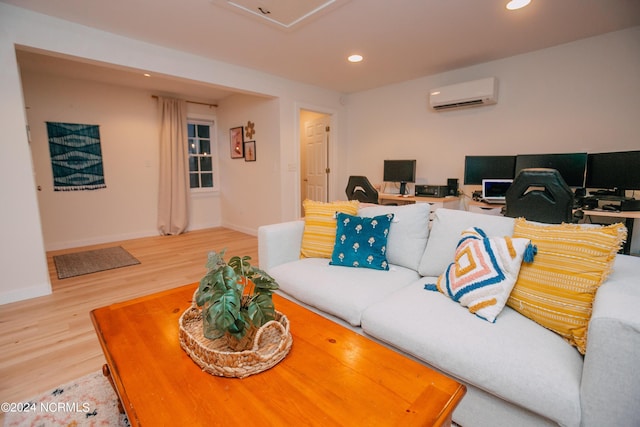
[195,249,279,351]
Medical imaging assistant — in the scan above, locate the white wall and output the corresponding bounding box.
[0,3,346,304]
[0,30,51,304]
[216,93,283,234]
[21,70,223,250]
[345,26,640,252]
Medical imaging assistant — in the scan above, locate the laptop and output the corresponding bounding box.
[481,179,512,204]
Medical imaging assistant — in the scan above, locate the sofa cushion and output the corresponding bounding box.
[300,199,359,259]
[418,208,515,277]
[269,258,419,326]
[359,203,431,271]
[427,227,533,323]
[580,254,640,426]
[361,280,583,427]
[507,218,627,354]
[330,212,393,270]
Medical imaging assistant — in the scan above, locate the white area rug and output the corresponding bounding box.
[3,370,129,427]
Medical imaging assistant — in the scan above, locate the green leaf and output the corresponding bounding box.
[202,308,225,340]
[228,255,252,277]
[205,249,227,270]
[227,315,245,335]
[210,288,241,332]
[230,311,253,339]
[196,270,215,306]
[218,265,239,293]
[247,293,276,327]
[195,291,209,307]
[250,268,279,291]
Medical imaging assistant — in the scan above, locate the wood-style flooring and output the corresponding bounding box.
[0,227,258,411]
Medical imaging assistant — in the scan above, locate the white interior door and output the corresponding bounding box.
[303,116,330,203]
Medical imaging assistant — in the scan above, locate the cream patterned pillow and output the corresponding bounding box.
[507,218,627,354]
[426,227,534,323]
[300,200,360,258]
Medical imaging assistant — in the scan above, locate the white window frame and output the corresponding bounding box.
[187,116,219,193]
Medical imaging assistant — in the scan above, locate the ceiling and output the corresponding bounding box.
[16,49,237,104]
[7,0,640,102]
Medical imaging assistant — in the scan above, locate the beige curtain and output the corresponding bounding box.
[157,97,190,235]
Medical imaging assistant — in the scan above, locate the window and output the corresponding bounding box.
[188,120,216,191]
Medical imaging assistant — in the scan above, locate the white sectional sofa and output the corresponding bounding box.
[258,204,640,427]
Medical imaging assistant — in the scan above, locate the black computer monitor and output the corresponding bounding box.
[383,160,416,195]
[586,150,640,197]
[514,153,587,187]
[463,155,516,185]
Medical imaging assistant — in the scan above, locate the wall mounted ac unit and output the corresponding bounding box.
[429,77,498,111]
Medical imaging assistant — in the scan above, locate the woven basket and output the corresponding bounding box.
[178,305,292,378]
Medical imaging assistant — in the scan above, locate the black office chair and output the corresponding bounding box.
[345,176,379,204]
[504,168,579,224]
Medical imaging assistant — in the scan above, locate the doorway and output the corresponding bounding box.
[300,110,331,216]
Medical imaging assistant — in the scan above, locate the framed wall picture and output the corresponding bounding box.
[244,141,256,162]
[230,126,244,159]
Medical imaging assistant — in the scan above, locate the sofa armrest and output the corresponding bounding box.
[258,220,305,272]
[580,254,640,426]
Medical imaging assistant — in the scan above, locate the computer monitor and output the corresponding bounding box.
[383,160,416,195]
[514,153,587,187]
[463,155,516,185]
[586,150,640,197]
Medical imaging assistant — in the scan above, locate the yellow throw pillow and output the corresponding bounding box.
[300,200,359,258]
[507,218,627,354]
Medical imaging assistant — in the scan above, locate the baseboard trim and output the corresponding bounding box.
[221,222,258,236]
[0,282,52,305]
[45,229,159,252]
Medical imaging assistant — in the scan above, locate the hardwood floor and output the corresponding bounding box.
[0,227,258,408]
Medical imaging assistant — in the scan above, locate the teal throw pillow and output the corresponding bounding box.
[330,212,394,270]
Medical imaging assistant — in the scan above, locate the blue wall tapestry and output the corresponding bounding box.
[46,122,107,191]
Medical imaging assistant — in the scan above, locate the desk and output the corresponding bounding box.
[467,201,639,255]
[581,209,640,255]
[468,200,504,216]
[378,193,460,209]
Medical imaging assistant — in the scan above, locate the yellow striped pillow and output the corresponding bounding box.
[300,200,360,258]
[507,218,626,354]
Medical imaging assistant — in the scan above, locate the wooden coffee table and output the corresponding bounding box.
[91,284,465,426]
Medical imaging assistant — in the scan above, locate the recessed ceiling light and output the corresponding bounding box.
[143,73,151,77]
[506,0,531,10]
[348,54,363,63]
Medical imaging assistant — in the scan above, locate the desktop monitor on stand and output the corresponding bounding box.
[514,152,588,188]
[586,150,640,200]
[463,155,516,185]
[383,160,416,195]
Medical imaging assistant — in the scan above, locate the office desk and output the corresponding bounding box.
[466,201,638,255]
[378,193,460,209]
[468,200,504,215]
[581,209,640,255]
[580,209,640,221]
